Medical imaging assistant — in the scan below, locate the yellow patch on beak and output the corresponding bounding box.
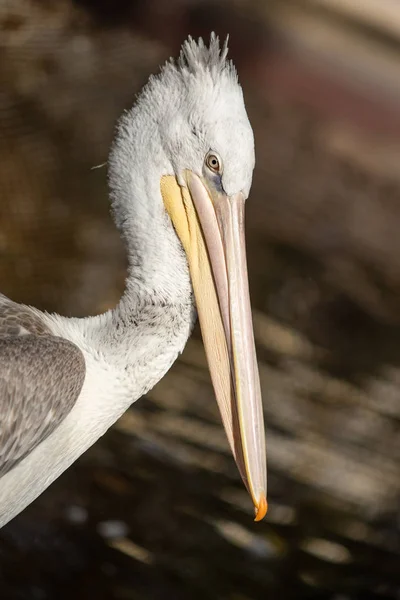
[160,174,235,462]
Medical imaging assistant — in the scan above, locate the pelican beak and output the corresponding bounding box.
[161,172,267,521]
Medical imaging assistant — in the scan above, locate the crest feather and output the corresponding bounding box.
[167,33,237,84]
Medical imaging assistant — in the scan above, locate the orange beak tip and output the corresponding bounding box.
[254,494,268,522]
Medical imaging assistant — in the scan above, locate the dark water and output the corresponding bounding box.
[0,2,399,598]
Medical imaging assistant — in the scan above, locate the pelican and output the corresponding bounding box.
[0,34,267,527]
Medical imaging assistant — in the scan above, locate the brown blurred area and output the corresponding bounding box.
[1,1,400,598]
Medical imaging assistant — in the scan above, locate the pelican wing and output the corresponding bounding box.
[0,294,86,476]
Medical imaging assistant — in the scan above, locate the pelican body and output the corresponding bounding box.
[0,35,267,526]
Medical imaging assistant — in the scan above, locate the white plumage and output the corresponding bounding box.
[0,34,267,526]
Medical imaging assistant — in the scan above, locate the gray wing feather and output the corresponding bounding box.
[0,294,86,476]
[0,293,50,336]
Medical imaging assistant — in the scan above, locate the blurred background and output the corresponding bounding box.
[1,0,400,598]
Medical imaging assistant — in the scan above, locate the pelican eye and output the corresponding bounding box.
[205,152,222,174]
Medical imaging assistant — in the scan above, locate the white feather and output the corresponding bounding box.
[0,33,255,526]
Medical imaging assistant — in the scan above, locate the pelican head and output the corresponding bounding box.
[110,34,267,520]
